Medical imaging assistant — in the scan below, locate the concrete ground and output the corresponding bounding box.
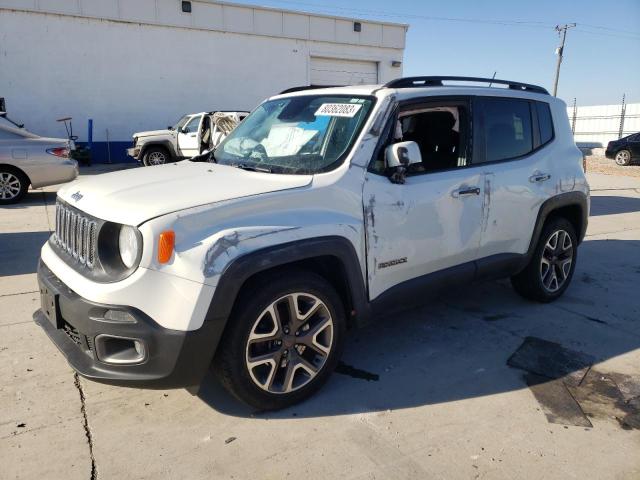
[1,166,639,480]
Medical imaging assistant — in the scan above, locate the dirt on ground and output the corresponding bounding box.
[584,154,640,178]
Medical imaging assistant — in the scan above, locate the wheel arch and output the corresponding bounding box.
[0,163,32,186]
[204,236,370,336]
[139,141,177,161]
[526,191,588,260]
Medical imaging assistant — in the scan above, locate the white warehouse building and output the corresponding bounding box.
[0,0,408,162]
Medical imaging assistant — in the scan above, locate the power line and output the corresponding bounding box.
[578,22,640,36]
[250,0,640,40]
[251,0,557,27]
[573,28,640,40]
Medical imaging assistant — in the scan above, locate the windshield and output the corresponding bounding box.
[173,115,190,130]
[213,95,375,174]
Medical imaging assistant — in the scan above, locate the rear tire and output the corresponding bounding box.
[0,167,29,205]
[511,217,577,303]
[615,149,631,166]
[213,269,346,411]
[142,146,170,166]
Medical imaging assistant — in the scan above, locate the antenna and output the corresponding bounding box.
[488,71,497,87]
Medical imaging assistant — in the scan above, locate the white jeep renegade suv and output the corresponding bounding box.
[34,76,589,410]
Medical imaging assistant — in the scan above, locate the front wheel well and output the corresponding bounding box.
[231,256,356,329]
[0,164,31,186]
[141,144,172,159]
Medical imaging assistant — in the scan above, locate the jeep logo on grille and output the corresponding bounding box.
[71,191,83,202]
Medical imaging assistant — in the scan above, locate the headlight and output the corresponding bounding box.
[118,225,140,269]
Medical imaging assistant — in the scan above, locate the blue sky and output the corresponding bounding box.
[233,0,640,105]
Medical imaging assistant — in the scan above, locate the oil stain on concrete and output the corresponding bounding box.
[508,336,639,430]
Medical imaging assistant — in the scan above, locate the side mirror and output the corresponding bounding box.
[181,127,189,134]
[168,126,173,130]
[385,141,421,184]
[385,141,422,168]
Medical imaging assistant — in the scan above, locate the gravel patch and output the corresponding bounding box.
[584,155,640,178]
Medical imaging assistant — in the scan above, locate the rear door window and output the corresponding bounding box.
[475,98,533,163]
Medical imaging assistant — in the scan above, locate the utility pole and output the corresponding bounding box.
[619,93,626,139]
[552,23,576,96]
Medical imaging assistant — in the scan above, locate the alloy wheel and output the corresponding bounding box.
[615,150,630,166]
[245,293,334,394]
[147,151,166,165]
[540,229,573,293]
[0,172,21,200]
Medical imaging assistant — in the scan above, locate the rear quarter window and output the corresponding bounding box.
[536,102,554,146]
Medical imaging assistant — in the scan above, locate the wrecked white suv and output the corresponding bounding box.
[35,76,589,410]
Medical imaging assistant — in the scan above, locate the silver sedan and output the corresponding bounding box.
[0,123,78,204]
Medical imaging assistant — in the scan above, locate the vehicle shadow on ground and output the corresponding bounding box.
[0,231,50,276]
[0,190,57,209]
[197,238,640,419]
[590,195,640,216]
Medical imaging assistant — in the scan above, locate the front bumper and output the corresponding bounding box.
[34,261,221,391]
[605,149,615,159]
[126,147,141,159]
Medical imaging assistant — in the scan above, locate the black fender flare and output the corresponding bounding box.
[201,236,370,348]
[139,140,178,161]
[525,191,589,261]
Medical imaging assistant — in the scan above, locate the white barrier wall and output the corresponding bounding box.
[567,103,640,147]
[0,0,406,158]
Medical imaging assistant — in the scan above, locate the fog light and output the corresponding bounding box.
[104,310,136,323]
[95,335,146,364]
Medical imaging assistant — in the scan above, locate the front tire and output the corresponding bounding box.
[511,217,578,303]
[214,270,346,410]
[0,167,29,205]
[615,149,631,166]
[142,146,170,166]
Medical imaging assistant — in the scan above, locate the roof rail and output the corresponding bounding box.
[279,85,338,94]
[384,76,549,95]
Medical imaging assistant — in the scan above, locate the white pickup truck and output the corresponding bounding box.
[127,111,248,165]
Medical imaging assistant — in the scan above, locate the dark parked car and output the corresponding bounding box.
[605,132,640,166]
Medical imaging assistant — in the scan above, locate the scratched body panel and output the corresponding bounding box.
[478,101,587,258]
[363,168,484,300]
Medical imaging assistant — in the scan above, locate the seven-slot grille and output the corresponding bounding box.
[54,201,97,267]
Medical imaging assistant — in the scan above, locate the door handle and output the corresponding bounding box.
[529,173,551,183]
[452,186,480,198]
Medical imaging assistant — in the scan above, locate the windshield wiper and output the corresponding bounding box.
[233,163,272,173]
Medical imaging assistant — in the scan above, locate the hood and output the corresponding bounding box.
[134,129,173,138]
[57,162,312,225]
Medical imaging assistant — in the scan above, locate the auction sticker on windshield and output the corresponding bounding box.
[315,103,362,118]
